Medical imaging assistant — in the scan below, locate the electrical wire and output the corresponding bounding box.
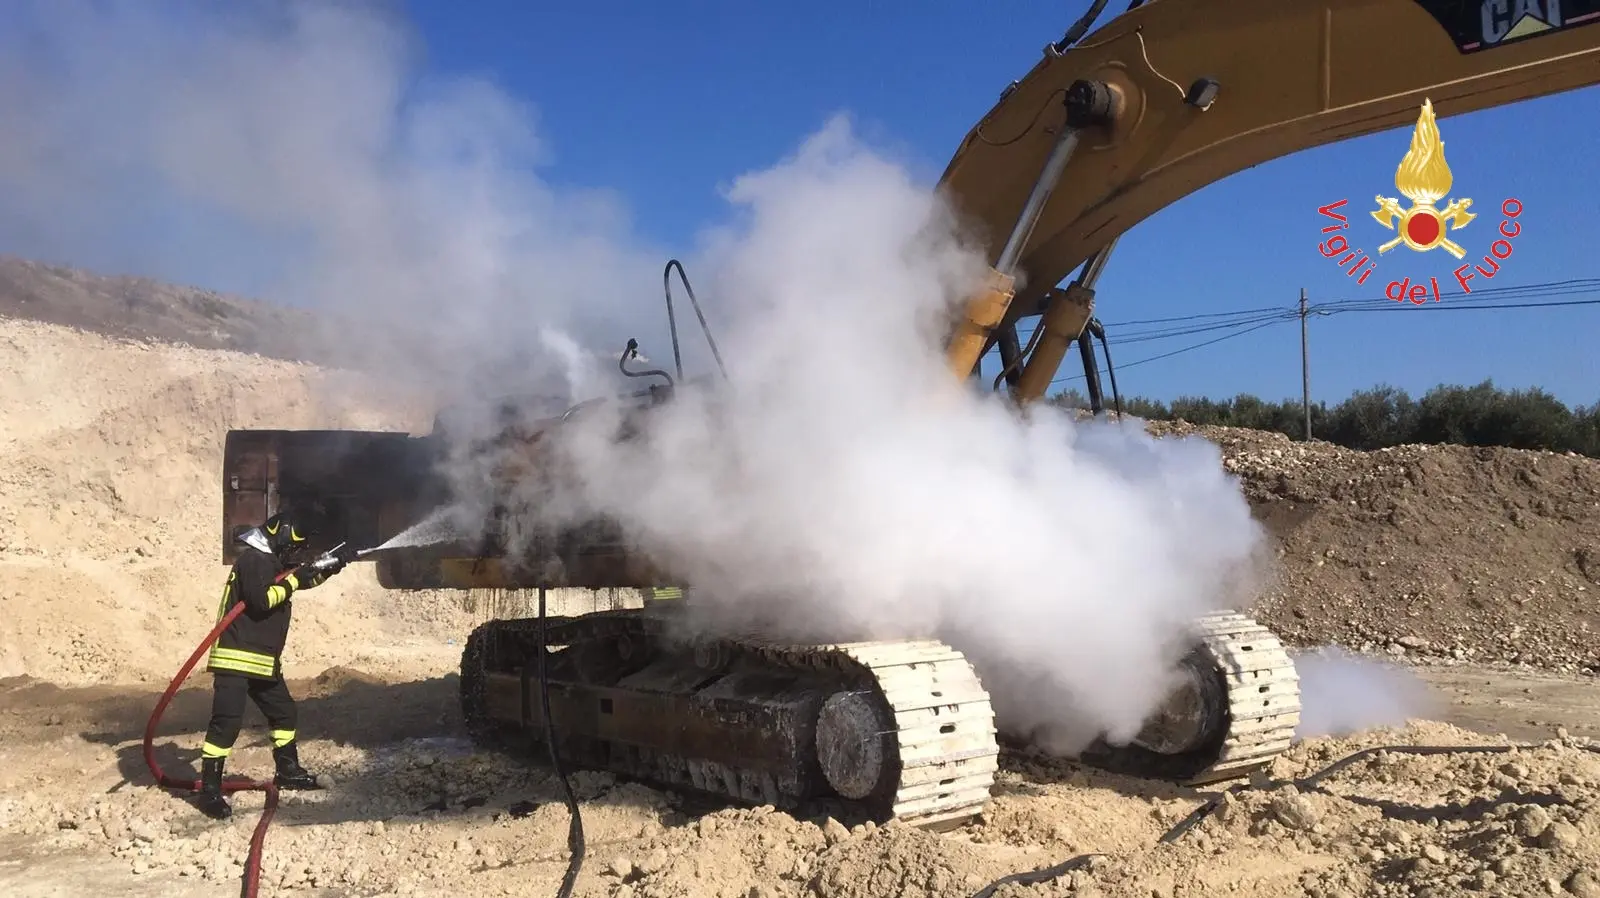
[973,88,1068,147]
[1106,310,1299,344]
[967,740,1600,898]
[1323,296,1600,314]
[1314,277,1600,311]
[1037,275,1600,387]
[1050,317,1294,386]
[1107,305,1290,327]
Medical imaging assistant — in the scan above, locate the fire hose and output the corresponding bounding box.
[143,545,352,898]
[142,597,278,898]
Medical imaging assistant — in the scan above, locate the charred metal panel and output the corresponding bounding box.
[222,431,279,557]
[221,429,440,563]
[480,666,824,778]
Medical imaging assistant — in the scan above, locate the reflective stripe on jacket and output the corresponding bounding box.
[206,547,301,680]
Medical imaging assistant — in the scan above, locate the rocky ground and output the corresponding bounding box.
[1146,421,1600,674]
[4,264,1600,897]
[2,676,1600,898]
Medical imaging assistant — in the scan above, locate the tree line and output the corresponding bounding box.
[1050,380,1600,457]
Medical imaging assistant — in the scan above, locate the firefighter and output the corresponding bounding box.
[195,508,357,820]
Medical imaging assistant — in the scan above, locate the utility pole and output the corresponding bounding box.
[1299,288,1312,441]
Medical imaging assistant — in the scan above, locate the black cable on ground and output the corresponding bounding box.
[537,584,585,898]
[967,740,1600,897]
[970,852,1104,898]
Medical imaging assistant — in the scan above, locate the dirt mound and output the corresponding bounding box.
[0,256,326,364]
[1140,420,1600,674]
[0,315,475,684]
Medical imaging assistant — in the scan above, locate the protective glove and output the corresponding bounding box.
[290,564,331,590]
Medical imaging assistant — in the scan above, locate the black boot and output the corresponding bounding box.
[272,740,322,790]
[196,756,232,820]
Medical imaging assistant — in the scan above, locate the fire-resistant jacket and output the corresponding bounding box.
[206,547,325,680]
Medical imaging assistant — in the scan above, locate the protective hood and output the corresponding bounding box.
[237,526,274,556]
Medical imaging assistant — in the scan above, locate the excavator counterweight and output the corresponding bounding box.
[220,0,1600,828]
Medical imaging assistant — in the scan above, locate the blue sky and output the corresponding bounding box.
[396,0,1599,409]
[4,1,1593,409]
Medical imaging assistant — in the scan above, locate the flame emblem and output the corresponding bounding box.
[1371,99,1477,258]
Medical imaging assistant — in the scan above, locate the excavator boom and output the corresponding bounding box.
[945,0,1600,400]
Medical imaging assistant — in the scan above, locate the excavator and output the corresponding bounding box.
[218,0,1600,830]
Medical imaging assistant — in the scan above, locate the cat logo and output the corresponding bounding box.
[1414,0,1600,55]
[1474,0,1599,49]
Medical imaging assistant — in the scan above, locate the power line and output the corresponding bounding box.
[1109,310,1299,344]
[1325,296,1600,314]
[1021,309,1295,350]
[1049,317,1293,386]
[1313,277,1600,311]
[1104,305,1289,327]
[1091,277,1600,342]
[1041,275,1600,389]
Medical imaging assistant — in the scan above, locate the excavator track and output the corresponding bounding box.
[1074,610,1301,784]
[459,608,1000,829]
[1184,611,1302,784]
[461,606,1298,827]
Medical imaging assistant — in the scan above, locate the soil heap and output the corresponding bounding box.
[1145,420,1600,674]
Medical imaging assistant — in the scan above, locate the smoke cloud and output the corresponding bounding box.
[1293,647,1438,739]
[3,0,1287,753]
[0,0,665,406]
[540,120,1274,751]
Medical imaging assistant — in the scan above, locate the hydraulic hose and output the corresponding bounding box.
[1090,319,1122,417]
[536,584,585,898]
[143,599,280,898]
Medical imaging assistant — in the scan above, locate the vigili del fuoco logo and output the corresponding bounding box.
[1315,98,1523,305]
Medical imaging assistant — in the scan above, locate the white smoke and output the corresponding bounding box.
[548,120,1273,751]
[2,0,1277,753]
[0,0,663,403]
[1293,646,1438,739]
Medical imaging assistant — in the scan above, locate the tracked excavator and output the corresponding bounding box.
[219,0,1600,830]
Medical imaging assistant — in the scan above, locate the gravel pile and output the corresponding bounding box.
[1142,420,1600,674]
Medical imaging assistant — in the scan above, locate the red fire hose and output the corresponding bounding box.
[142,599,280,898]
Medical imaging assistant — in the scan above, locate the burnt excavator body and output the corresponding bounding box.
[221,0,1600,828]
[223,377,1290,827]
